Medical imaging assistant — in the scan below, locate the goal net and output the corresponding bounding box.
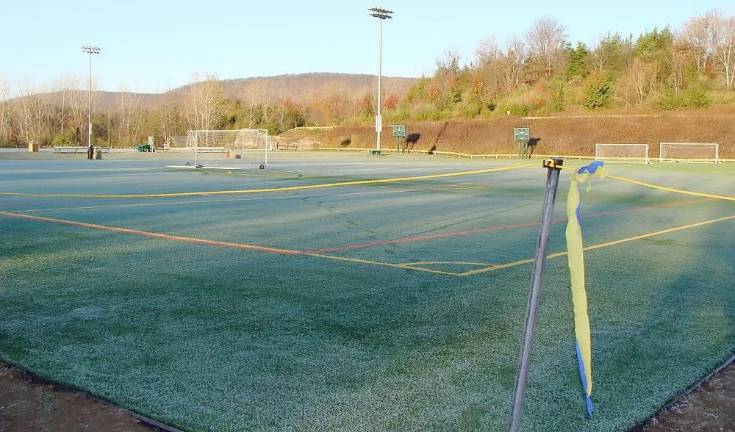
[162,135,190,151]
[595,144,649,164]
[659,143,719,163]
[187,129,270,167]
[189,129,270,150]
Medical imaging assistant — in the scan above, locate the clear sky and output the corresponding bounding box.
[2,0,734,94]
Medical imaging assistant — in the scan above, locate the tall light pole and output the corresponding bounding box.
[81,45,101,149]
[368,7,392,154]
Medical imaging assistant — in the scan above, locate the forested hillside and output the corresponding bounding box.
[387,11,735,122]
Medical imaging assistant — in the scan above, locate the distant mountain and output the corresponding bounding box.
[20,73,417,111]
[175,73,416,104]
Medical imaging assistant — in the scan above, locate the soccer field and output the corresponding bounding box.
[0,152,733,431]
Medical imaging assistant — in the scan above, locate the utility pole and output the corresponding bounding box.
[368,7,392,154]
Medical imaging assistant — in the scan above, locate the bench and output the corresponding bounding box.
[159,147,227,153]
[53,146,110,154]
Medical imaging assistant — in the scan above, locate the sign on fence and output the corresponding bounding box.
[514,127,530,143]
[392,124,407,138]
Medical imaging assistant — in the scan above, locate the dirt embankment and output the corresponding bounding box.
[0,362,156,432]
[280,113,735,158]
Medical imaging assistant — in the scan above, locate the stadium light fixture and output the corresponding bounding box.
[368,7,393,153]
[81,45,101,149]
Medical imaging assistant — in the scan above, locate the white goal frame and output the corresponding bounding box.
[659,143,719,164]
[187,129,270,167]
[595,144,649,164]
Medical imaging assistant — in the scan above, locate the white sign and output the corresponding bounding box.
[375,115,383,132]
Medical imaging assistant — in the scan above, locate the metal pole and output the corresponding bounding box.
[88,52,92,149]
[368,8,391,154]
[376,18,383,153]
[509,157,564,432]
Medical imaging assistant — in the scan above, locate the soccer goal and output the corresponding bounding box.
[187,129,270,168]
[659,143,719,163]
[162,135,191,151]
[595,144,649,164]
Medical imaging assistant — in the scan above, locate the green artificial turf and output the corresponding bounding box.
[0,153,733,431]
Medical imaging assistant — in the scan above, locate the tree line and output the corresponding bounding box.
[0,74,311,148]
[1,10,734,147]
[389,10,734,121]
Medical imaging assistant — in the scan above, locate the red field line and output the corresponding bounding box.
[307,198,710,253]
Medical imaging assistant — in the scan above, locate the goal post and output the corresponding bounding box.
[187,129,270,168]
[659,143,719,163]
[595,144,649,164]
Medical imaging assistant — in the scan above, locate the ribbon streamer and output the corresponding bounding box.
[566,161,606,417]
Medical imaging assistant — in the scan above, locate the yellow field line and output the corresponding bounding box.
[305,254,462,276]
[0,210,459,277]
[608,174,735,203]
[0,164,531,199]
[400,261,492,267]
[460,214,735,276]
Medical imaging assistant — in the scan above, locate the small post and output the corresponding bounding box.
[509,157,564,432]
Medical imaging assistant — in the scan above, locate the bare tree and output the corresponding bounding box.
[681,15,714,76]
[53,75,79,138]
[14,83,37,144]
[67,84,87,145]
[669,39,690,93]
[682,11,735,88]
[186,74,225,131]
[475,38,500,68]
[0,78,10,144]
[157,104,185,142]
[525,18,566,78]
[473,38,505,98]
[30,82,52,144]
[501,37,528,93]
[628,59,658,103]
[713,15,735,89]
[117,86,143,147]
[435,49,461,99]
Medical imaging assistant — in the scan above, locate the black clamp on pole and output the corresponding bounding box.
[509,157,564,432]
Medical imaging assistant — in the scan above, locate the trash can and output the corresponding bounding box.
[94,148,102,159]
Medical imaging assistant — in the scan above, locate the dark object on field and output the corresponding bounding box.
[340,138,351,147]
[137,144,152,152]
[235,154,242,159]
[259,164,265,169]
[405,133,421,151]
[428,144,437,155]
[87,145,94,160]
[527,137,541,158]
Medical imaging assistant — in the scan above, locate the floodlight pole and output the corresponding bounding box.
[81,46,101,149]
[369,7,392,154]
[509,157,564,432]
